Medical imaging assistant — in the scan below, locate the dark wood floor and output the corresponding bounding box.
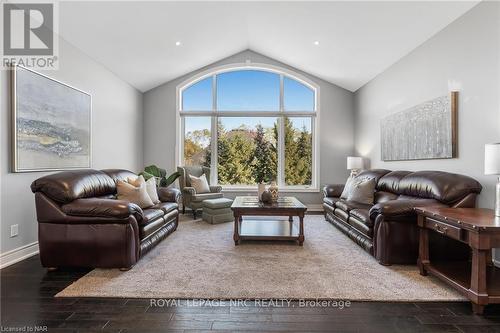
[1,255,500,333]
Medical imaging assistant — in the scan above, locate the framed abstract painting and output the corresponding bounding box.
[11,64,92,172]
[380,92,458,161]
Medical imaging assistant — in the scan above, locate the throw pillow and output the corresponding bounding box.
[189,174,210,194]
[347,177,376,205]
[340,175,354,199]
[117,177,154,208]
[128,175,160,204]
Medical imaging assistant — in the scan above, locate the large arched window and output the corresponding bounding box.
[178,65,318,190]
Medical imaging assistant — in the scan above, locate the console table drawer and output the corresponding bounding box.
[426,217,462,241]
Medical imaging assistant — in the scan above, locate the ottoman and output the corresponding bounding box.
[202,198,234,224]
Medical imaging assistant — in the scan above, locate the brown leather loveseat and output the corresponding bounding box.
[323,169,482,265]
[31,169,181,270]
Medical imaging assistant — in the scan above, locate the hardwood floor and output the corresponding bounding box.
[1,255,500,332]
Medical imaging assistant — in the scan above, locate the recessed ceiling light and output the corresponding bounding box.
[313,41,320,46]
[175,41,181,46]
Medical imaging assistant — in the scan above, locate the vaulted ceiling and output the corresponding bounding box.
[58,1,479,92]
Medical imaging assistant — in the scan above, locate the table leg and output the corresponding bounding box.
[470,248,488,314]
[233,213,240,245]
[472,303,485,315]
[418,221,429,276]
[298,214,304,246]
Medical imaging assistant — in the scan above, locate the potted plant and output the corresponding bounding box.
[139,165,180,187]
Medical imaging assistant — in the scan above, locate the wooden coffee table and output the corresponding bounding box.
[231,196,307,245]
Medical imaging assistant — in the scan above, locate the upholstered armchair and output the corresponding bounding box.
[177,166,223,218]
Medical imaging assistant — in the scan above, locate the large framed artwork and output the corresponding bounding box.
[11,64,92,172]
[380,92,458,161]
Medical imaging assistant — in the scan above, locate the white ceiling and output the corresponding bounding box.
[59,1,479,92]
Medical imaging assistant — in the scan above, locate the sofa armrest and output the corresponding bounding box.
[158,187,181,204]
[62,198,143,221]
[369,199,445,220]
[210,185,223,193]
[323,184,344,198]
[183,186,196,196]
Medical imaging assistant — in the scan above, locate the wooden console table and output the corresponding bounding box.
[416,207,500,314]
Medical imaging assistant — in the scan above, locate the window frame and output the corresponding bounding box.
[176,63,320,192]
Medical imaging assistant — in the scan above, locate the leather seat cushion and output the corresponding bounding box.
[141,208,164,225]
[151,202,178,214]
[191,192,224,202]
[335,200,372,213]
[323,197,339,207]
[140,216,166,239]
[334,208,349,221]
[349,209,372,227]
[348,216,373,237]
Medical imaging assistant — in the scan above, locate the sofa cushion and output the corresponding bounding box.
[102,169,138,183]
[356,169,391,183]
[334,208,349,221]
[397,171,482,204]
[376,171,412,193]
[335,200,372,213]
[141,208,164,225]
[62,198,142,220]
[369,198,445,220]
[349,209,372,227]
[191,192,224,202]
[348,216,373,237]
[323,197,339,207]
[374,191,399,204]
[140,216,166,239]
[150,202,178,215]
[30,169,116,203]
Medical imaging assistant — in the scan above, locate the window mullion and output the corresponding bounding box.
[278,74,285,188]
[211,75,218,185]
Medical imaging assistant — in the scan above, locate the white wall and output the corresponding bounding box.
[354,2,500,262]
[143,50,355,206]
[0,37,143,256]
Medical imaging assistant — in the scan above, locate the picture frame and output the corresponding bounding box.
[380,91,458,161]
[11,63,92,172]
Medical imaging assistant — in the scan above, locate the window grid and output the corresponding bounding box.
[180,69,318,190]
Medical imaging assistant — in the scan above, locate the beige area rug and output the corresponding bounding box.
[56,215,465,301]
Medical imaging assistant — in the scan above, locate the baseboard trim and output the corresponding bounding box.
[0,242,39,269]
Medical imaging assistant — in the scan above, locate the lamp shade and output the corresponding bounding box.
[485,143,500,175]
[347,156,363,170]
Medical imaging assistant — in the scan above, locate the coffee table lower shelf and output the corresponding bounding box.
[236,219,301,243]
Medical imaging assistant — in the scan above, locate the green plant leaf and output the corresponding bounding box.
[144,165,164,178]
[139,171,154,181]
[161,171,181,187]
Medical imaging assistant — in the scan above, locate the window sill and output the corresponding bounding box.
[221,186,320,193]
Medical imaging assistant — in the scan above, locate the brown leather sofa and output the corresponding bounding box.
[323,169,482,265]
[31,169,181,270]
